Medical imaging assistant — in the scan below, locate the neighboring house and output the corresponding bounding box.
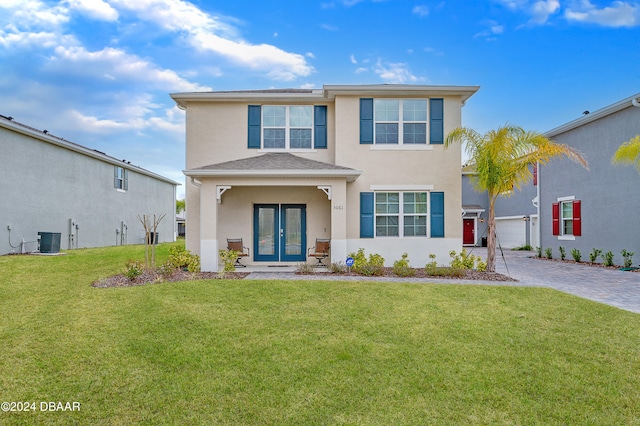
[538,93,640,265]
[171,84,479,271]
[1,115,178,255]
[462,164,538,249]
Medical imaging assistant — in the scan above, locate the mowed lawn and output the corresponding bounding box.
[1,243,640,425]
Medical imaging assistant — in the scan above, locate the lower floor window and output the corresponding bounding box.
[375,192,427,237]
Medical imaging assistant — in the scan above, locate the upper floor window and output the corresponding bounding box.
[263,106,313,149]
[374,100,427,144]
[360,98,443,146]
[248,105,327,150]
[114,166,128,191]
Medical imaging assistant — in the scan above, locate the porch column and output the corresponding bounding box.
[330,180,348,264]
[199,181,218,272]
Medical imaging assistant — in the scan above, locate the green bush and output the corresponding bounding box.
[589,248,602,263]
[558,246,566,260]
[124,260,144,281]
[571,248,582,262]
[449,249,485,270]
[602,251,614,267]
[545,248,553,259]
[621,250,635,268]
[348,248,385,276]
[329,262,347,274]
[168,246,200,272]
[392,253,416,277]
[218,249,239,273]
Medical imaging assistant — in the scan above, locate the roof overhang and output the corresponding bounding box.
[545,93,640,138]
[171,84,481,109]
[183,168,362,183]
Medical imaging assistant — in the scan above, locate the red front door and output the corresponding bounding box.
[463,219,475,245]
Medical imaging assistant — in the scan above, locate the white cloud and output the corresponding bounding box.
[565,0,640,27]
[65,0,119,21]
[48,45,210,91]
[350,54,358,64]
[111,0,314,80]
[412,5,430,16]
[8,0,70,29]
[530,0,560,24]
[374,60,422,84]
[474,21,505,39]
[321,23,339,31]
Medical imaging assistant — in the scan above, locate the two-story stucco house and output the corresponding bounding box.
[1,115,178,255]
[171,84,479,271]
[539,93,640,265]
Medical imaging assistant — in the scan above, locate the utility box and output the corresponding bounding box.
[38,232,61,253]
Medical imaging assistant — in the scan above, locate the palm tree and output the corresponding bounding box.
[611,135,640,173]
[446,125,588,272]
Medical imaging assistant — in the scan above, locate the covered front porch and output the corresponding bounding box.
[184,153,361,272]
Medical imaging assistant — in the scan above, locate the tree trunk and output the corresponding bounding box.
[486,197,497,272]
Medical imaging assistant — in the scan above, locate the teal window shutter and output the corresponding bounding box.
[430,192,444,237]
[429,98,444,144]
[248,105,261,149]
[360,98,373,144]
[314,105,327,149]
[360,192,374,238]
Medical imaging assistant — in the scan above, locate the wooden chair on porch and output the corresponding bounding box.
[308,238,330,266]
[227,238,250,268]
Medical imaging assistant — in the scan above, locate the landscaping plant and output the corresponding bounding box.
[392,253,416,277]
[348,248,385,276]
[545,248,553,259]
[621,250,635,268]
[571,248,582,263]
[559,246,566,260]
[589,248,602,263]
[602,251,615,267]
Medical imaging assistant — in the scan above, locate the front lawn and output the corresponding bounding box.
[1,243,639,425]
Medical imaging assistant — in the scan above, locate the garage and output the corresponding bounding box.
[494,216,526,248]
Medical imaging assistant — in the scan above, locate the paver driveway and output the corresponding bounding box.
[246,248,640,314]
[481,248,640,314]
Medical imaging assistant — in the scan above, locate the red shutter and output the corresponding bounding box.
[533,164,538,186]
[552,202,559,235]
[573,200,581,236]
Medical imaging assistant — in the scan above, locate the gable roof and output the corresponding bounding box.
[545,93,640,138]
[0,114,179,186]
[184,153,362,182]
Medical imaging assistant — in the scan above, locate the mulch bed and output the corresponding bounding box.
[531,256,640,272]
[297,267,517,282]
[92,270,250,288]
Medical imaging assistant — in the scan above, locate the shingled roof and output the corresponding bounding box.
[184,153,361,182]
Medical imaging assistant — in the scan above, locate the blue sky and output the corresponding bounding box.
[1,0,639,198]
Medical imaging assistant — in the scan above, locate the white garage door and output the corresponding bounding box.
[495,217,526,248]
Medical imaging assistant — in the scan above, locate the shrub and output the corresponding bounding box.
[536,247,542,258]
[449,249,484,270]
[124,260,144,281]
[425,266,465,278]
[559,246,566,260]
[589,248,602,263]
[158,262,175,279]
[219,249,239,274]
[513,244,533,251]
[602,251,614,267]
[348,248,385,276]
[296,262,315,275]
[328,262,347,274]
[571,248,582,262]
[393,253,416,277]
[168,246,200,272]
[425,254,438,275]
[621,250,635,268]
[544,248,553,259]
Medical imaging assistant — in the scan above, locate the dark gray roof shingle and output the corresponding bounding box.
[195,153,355,171]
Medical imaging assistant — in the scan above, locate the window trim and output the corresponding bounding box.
[555,196,577,240]
[373,99,428,146]
[374,191,429,238]
[114,166,128,192]
[261,105,314,150]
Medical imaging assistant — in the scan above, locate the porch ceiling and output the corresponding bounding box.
[184,152,362,182]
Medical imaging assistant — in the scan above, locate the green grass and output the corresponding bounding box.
[1,243,640,425]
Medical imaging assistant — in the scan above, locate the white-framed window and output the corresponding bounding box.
[374,99,427,145]
[375,192,428,237]
[561,200,573,235]
[262,105,313,149]
[114,166,128,191]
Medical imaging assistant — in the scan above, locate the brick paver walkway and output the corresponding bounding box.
[246,248,640,314]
